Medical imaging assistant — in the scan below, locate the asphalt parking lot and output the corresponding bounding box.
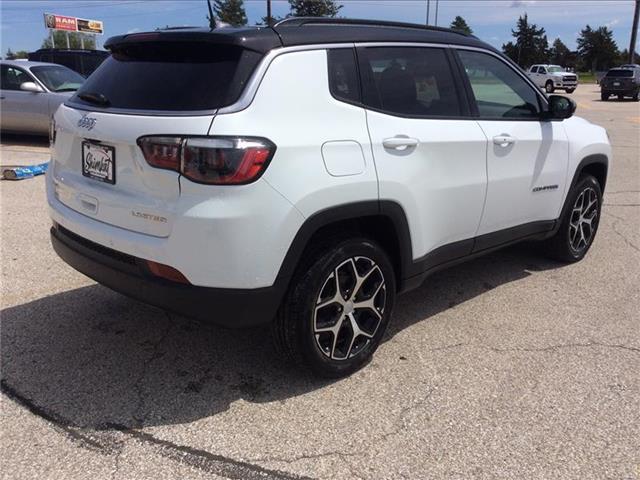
[1,87,638,480]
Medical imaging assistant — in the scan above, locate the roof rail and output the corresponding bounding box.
[273,17,471,37]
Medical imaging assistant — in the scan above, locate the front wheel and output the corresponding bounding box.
[541,175,602,262]
[545,81,555,93]
[601,92,610,101]
[272,237,396,377]
[632,90,639,102]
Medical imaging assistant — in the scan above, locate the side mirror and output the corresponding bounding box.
[546,95,576,119]
[20,82,44,93]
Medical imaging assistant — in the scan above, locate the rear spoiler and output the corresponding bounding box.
[104,27,281,54]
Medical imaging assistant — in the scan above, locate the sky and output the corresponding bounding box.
[1,0,638,54]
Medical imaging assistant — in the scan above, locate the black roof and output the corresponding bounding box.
[104,17,496,54]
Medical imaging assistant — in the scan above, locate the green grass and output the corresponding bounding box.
[577,72,597,84]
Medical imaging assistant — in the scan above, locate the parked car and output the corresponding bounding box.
[1,60,84,135]
[47,18,611,377]
[527,64,578,93]
[28,49,109,78]
[600,67,640,101]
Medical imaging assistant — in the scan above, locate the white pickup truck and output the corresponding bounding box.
[527,64,578,94]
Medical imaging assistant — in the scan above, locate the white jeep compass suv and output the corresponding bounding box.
[47,18,611,377]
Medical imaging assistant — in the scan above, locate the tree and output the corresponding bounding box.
[502,14,550,68]
[5,49,29,60]
[450,16,473,35]
[288,0,342,17]
[576,25,619,71]
[618,48,640,65]
[550,38,571,66]
[42,31,96,50]
[213,0,247,26]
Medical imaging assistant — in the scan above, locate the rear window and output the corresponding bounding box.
[72,42,262,111]
[606,69,633,78]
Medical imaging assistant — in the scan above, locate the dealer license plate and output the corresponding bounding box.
[82,141,115,184]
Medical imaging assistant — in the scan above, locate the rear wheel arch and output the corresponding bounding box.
[275,201,413,292]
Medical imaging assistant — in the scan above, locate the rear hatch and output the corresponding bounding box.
[51,29,273,237]
[602,69,634,90]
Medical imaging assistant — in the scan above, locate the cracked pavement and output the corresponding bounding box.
[1,87,639,479]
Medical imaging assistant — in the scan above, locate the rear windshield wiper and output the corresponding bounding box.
[77,92,110,107]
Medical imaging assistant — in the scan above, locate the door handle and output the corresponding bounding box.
[493,135,516,148]
[382,136,419,150]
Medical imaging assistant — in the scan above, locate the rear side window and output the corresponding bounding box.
[606,69,633,78]
[358,47,462,118]
[328,49,361,104]
[72,43,262,111]
[457,50,541,119]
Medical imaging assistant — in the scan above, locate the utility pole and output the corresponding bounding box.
[267,0,272,26]
[434,0,439,27]
[426,0,430,26]
[630,0,640,63]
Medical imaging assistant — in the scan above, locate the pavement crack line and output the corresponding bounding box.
[0,379,121,455]
[1,379,310,480]
[603,211,640,253]
[248,450,359,465]
[104,423,312,480]
[484,341,640,355]
[132,312,174,427]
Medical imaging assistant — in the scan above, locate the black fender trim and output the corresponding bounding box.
[274,200,414,291]
[570,154,609,192]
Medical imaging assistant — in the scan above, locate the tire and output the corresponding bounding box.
[618,94,624,101]
[545,81,555,93]
[601,92,609,101]
[632,90,639,102]
[541,175,602,263]
[272,237,396,378]
[565,88,575,94]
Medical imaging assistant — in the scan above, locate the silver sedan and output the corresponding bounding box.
[1,60,85,135]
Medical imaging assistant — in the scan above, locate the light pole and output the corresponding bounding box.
[426,0,430,26]
[267,0,272,26]
[630,0,639,63]
[434,0,439,27]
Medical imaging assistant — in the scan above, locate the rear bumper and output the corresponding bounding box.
[50,224,284,328]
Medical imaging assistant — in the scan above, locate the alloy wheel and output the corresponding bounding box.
[313,256,386,361]
[569,187,599,253]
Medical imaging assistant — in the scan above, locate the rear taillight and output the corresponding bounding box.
[137,136,276,185]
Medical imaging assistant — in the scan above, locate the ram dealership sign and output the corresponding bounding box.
[44,13,103,34]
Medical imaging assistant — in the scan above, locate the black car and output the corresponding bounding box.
[28,49,109,78]
[600,67,640,101]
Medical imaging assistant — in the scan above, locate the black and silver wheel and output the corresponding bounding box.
[545,81,555,93]
[272,237,396,377]
[541,175,602,262]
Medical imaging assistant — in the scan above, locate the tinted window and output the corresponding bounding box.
[328,49,360,104]
[73,43,262,111]
[0,65,34,91]
[458,50,541,119]
[538,67,547,74]
[31,65,84,92]
[530,66,539,73]
[359,47,462,117]
[606,69,633,78]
